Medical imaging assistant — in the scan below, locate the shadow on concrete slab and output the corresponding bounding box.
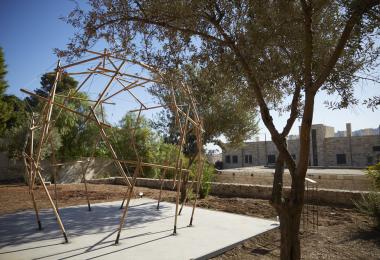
[0,200,170,248]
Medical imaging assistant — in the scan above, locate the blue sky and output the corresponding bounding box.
[0,0,379,147]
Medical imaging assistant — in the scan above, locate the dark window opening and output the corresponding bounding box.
[232,155,238,164]
[336,154,347,165]
[225,155,231,164]
[267,154,276,164]
[373,146,380,152]
[245,155,253,164]
[311,129,318,166]
[367,156,373,165]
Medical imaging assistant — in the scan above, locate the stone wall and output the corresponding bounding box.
[87,177,370,207]
[324,135,380,167]
[0,152,25,182]
[223,124,380,168]
[0,156,119,183]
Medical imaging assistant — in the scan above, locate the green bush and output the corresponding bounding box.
[199,161,215,199]
[367,162,380,190]
[354,192,380,230]
[354,163,380,230]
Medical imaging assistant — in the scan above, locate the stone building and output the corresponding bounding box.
[222,123,380,169]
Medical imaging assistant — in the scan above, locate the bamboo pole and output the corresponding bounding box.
[102,80,142,103]
[89,108,133,188]
[28,115,42,230]
[54,94,115,105]
[60,55,103,70]
[29,63,69,242]
[81,158,92,211]
[73,62,102,95]
[178,172,193,215]
[115,162,141,244]
[173,159,183,234]
[116,79,146,108]
[120,106,143,209]
[156,161,169,210]
[189,125,204,226]
[172,107,190,188]
[95,67,162,84]
[20,89,112,128]
[91,61,125,111]
[81,61,126,127]
[36,166,68,242]
[50,138,59,210]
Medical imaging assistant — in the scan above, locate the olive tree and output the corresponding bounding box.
[59,1,380,258]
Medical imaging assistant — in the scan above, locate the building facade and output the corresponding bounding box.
[222,123,380,168]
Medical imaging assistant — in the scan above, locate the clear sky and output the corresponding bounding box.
[0,0,379,150]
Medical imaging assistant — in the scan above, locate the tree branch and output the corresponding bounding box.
[121,15,228,45]
[300,0,314,91]
[313,0,380,91]
[281,83,301,137]
[203,10,297,173]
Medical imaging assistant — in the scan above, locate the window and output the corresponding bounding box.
[245,155,253,164]
[336,154,347,165]
[311,129,318,166]
[373,146,380,152]
[232,155,238,164]
[367,156,373,165]
[225,155,231,164]
[267,154,276,164]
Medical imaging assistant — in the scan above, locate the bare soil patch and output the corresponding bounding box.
[0,183,378,259]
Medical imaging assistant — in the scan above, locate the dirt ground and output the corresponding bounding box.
[0,183,379,259]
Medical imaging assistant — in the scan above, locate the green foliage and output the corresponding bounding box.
[0,47,7,96]
[0,125,28,159]
[367,162,380,190]
[198,161,215,199]
[150,65,259,154]
[25,72,97,161]
[60,1,380,111]
[354,192,380,230]
[0,47,28,137]
[0,119,62,160]
[354,163,380,230]
[27,72,78,108]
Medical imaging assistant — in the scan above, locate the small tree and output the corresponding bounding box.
[60,1,380,258]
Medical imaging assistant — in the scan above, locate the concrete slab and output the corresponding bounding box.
[0,199,278,260]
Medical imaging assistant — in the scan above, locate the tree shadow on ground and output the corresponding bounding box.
[0,200,171,248]
[348,226,380,246]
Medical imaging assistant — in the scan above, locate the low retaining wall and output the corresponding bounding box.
[214,171,371,191]
[87,177,370,207]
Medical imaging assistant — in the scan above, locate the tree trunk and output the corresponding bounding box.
[272,155,305,260]
[279,204,303,260]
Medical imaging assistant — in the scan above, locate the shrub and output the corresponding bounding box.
[199,161,215,199]
[367,162,380,190]
[354,192,380,230]
[354,163,380,229]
